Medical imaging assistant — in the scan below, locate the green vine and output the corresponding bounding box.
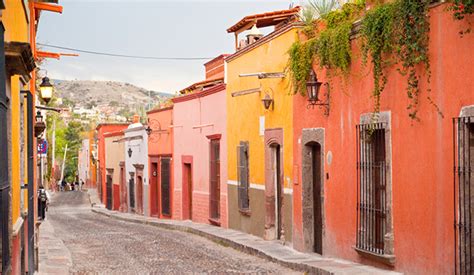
[449,0,474,35]
[315,3,365,73]
[361,2,396,114]
[288,0,440,120]
[287,38,317,95]
[450,0,474,20]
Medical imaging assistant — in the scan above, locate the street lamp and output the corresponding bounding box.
[39,76,53,104]
[306,69,330,115]
[128,147,133,158]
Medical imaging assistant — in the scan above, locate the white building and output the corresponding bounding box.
[123,115,149,216]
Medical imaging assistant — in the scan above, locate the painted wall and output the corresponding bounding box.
[96,124,128,203]
[104,132,124,185]
[147,107,173,156]
[124,123,149,216]
[172,85,228,227]
[292,4,474,274]
[147,107,174,218]
[104,131,124,211]
[3,0,29,231]
[3,2,30,273]
[226,26,297,240]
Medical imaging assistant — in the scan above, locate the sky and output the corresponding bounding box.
[37,0,300,94]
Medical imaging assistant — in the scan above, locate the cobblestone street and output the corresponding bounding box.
[41,191,299,274]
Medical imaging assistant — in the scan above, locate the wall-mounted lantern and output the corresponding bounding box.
[145,125,152,136]
[128,147,133,158]
[39,76,53,104]
[261,93,274,110]
[34,111,46,137]
[306,70,330,115]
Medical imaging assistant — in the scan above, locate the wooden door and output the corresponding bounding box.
[209,140,220,221]
[150,162,159,217]
[182,163,192,220]
[137,176,143,215]
[311,143,323,254]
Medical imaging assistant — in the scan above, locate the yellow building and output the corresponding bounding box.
[1,0,62,273]
[2,0,35,273]
[225,7,300,242]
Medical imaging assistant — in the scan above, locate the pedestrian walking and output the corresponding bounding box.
[38,185,49,220]
[61,179,66,191]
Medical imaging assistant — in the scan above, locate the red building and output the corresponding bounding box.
[291,4,474,274]
[147,107,174,218]
[96,123,129,204]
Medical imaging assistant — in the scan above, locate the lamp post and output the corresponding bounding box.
[39,76,53,104]
[128,147,133,158]
[306,70,330,115]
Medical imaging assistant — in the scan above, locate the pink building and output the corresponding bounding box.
[172,55,228,227]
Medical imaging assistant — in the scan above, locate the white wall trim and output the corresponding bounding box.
[227,180,293,194]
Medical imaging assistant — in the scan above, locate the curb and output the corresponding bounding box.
[91,208,330,274]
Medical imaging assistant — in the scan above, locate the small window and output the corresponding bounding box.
[356,123,387,255]
[237,141,250,211]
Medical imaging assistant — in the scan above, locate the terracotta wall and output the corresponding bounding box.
[292,5,474,274]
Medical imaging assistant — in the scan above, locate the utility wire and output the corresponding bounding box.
[37,43,214,61]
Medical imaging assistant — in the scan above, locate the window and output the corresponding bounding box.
[454,116,474,275]
[356,123,387,255]
[237,141,250,211]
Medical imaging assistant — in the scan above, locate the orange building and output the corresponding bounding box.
[291,3,474,274]
[147,106,173,218]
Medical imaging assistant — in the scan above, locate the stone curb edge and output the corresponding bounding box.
[90,207,332,275]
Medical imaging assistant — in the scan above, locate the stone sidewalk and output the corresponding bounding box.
[37,217,72,274]
[89,192,400,275]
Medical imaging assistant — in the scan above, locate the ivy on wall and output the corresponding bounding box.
[288,0,449,120]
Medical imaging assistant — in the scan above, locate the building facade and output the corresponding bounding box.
[104,130,125,211]
[225,8,300,242]
[147,106,173,218]
[291,3,474,274]
[123,116,149,216]
[172,82,228,227]
[95,123,129,204]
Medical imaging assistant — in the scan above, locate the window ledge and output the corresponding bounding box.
[239,209,251,217]
[354,247,396,266]
[208,218,221,226]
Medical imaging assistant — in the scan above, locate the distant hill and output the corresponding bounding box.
[52,79,172,111]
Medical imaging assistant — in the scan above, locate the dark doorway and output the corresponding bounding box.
[129,175,135,212]
[209,140,220,221]
[273,145,282,240]
[310,143,323,254]
[106,174,113,210]
[182,162,192,220]
[150,161,159,217]
[161,158,171,216]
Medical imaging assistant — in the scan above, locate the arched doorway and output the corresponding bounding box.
[264,128,284,241]
[301,128,325,254]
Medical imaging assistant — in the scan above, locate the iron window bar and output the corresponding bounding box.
[453,116,474,275]
[356,122,388,255]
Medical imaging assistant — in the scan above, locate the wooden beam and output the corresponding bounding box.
[231,87,261,97]
[33,2,63,13]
